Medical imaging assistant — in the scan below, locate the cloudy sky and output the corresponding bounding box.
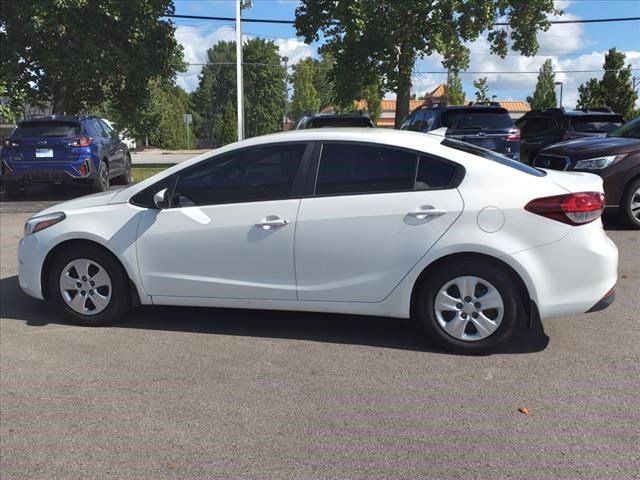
[172,0,640,108]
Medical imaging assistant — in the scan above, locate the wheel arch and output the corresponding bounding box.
[40,238,140,307]
[409,251,534,320]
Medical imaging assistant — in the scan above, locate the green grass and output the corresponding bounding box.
[131,164,170,182]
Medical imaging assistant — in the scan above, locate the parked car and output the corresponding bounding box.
[1,115,132,198]
[293,113,375,129]
[534,115,640,229]
[18,129,617,354]
[517,108,625,165]
[400,103,521,159]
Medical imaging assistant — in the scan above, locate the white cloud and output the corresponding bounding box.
[274,38,314,65]
[175,25,315,92]
[175,25,236,92]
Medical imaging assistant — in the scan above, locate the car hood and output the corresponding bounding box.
[541,136,640,157]
[34,189,125,217]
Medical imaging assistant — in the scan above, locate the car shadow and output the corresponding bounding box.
[0,275,549,355]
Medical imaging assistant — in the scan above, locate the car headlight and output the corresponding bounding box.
[574,155,623,170]
[24,212,66,236]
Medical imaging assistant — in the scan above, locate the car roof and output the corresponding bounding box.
[522,108,623,118]
[18,115,97,124]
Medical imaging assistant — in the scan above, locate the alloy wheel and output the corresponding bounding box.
[59,259,112,315]
[433,276,504,342]
[631,186,640,222]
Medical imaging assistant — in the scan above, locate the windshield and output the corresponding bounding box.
[569,116,623,133]
[442,138,545,177]
[13,122,81,138]
[441,110,514,130]
[608,117,640,139]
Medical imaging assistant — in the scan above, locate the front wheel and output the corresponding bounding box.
[48,244,130,325]
[620,179,640,230]
[414,260,521,354]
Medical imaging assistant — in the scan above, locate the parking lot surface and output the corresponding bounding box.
[1,192,639,479]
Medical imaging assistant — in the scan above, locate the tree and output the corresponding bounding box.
[447,73,465,105]
[191,39,285,147]
[295,0,558,127]
[0,0,182,116]
[291,58,321,120]
[473,77,490,103]
[575,49,638,118]
[576,78,604,111]
[600,48,638,119]
[529,58,557,110]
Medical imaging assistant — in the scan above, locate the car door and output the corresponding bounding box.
[519,116,560,164]
[135,143,311,300]
[96,119,125,175]
[295,142,464,303]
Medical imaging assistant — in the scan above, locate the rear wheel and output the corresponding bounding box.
[620,178,640,229]
[4,181,28,198]
[48,244,130,325]
[414,260,521,354]
[91,160,109,193]
[112,155,133,185]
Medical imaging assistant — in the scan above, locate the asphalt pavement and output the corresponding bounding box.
[1,192,639,480]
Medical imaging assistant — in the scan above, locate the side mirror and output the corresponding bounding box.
[153,188,169,209]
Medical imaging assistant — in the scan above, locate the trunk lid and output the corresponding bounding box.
[541,169,604,194]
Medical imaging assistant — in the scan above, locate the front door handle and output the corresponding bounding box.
[408,206,448,219]
[255,215,290,230]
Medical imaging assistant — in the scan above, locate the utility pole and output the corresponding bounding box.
[282,56,288,131]
[555,81,563,108]
[236,0,252,141]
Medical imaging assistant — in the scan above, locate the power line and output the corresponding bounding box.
[166,13,640,26]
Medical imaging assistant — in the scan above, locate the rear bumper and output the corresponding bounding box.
[586,287,615,313]
[1,156,98,184]
[507,221,618,320]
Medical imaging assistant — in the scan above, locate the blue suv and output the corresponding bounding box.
[1,115,132,198]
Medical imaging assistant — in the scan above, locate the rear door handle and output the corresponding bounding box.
[408,206,448,219]
[255,215,290,230]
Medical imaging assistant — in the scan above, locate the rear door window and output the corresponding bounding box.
[13,122,80,138]
[316,143,416,195]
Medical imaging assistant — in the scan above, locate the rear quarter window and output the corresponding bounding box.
[442,138,546,176]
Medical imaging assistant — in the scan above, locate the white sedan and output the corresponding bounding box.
[18,129,618,353]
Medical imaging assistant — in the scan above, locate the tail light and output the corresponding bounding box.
[506,128,520,141]
[68,136,92,147]
[525,192,605,226]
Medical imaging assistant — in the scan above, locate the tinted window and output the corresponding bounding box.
[399,113,414,130]
[569,116,623,133]
[308,117,374,128]
[99,119,116,138]
[316,144,416,195]
[90,119,109,138]
[409,110,435,132]
[441,109,514,130]
[520,117,557,137]
[173,144,305,206]
[442,138,546,177]
[416,156,459,189]
[609,117,640,139]
[13,122,80,138]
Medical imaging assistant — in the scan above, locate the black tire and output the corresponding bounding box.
[414,259,522,354]
[112,155,133,185]
[620,178,640,230]
[91,160,109,193]
[4,181,27,198]
[48,244,131,326]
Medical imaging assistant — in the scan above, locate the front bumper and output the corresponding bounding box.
[18,233,49,300]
